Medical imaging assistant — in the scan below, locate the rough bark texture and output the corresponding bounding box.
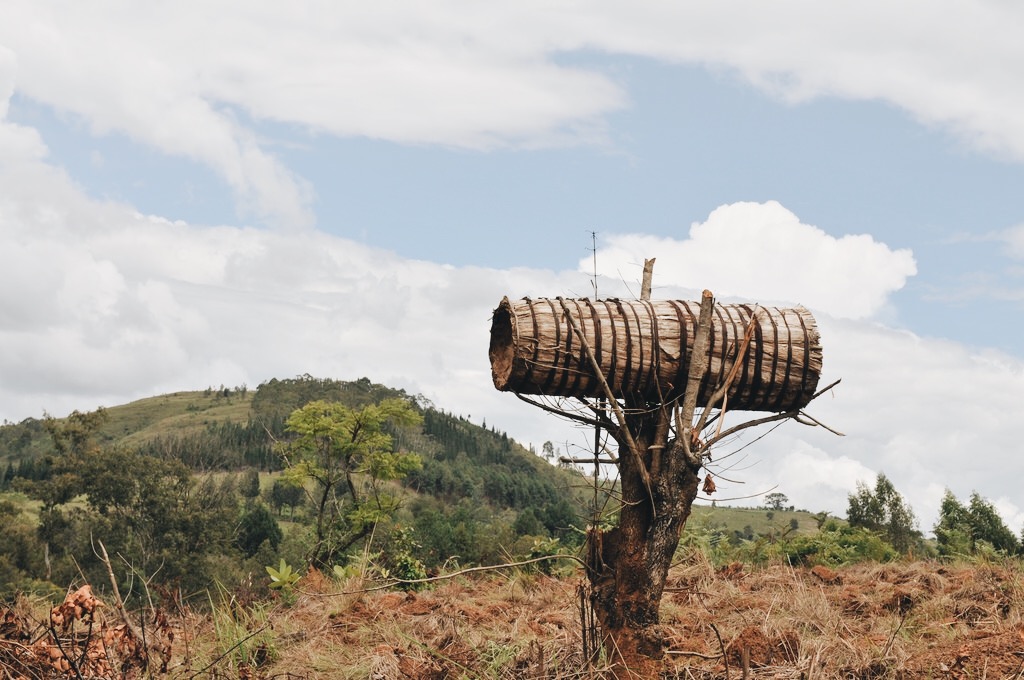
[489,296,821,412]
[586,404,702,675]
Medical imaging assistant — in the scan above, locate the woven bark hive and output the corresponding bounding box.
[489,296,822,412]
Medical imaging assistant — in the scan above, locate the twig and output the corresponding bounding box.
[665,649,723,660]
[96,540,147,646]
[515,393,603,428]
[186,623,270,680]
[557,296,656,514]
[679,290,716,465]
[694,306,760,439]
[710,622,730,680]
[305,554,586,596]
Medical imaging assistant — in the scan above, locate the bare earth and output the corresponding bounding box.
[4,555,1024,678]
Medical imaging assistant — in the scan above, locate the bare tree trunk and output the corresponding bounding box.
[586,406,701,674]
[585,289,715,675]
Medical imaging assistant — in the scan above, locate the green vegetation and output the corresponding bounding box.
[278,397,422,567]
[0,376,592,600]
[4,374,1024,612]
[847,472,927,554]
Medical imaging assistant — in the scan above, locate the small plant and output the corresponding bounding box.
[207,587,277,673]
[266,558,302,592]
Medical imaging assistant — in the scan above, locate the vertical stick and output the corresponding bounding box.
[680,290,715,463]
[641,258,655,301]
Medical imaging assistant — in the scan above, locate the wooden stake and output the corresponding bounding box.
[641,258,655,301]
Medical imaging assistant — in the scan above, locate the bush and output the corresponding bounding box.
[783,521,899,567]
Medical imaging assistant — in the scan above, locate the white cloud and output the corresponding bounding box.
[1,130,1023,531]
[3,2,1024,533]
[4,2,1024,229]
[585,201,916,320]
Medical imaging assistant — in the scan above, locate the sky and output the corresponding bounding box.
[2,1,1024,534]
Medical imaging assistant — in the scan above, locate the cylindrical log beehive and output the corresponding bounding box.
[489,296,822,412]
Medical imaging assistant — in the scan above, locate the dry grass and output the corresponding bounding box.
[6,557,1024,678]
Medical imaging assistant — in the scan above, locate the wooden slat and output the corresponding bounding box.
[489,296,823,412]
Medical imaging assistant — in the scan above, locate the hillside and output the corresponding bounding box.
[0,376,826,543]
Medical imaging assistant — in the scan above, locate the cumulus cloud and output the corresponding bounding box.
[3,2,1024,531]
[2,117,1024,530]
[585,201,916,320]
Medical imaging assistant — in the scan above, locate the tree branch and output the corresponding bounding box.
[557,297,655,511]
[694,307,759,439]
[704,379,844,448]
[679,290,716,465]
[514,394,604,428]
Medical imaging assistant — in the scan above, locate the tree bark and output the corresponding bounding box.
[585,290,715,675]
[587,406,701,674]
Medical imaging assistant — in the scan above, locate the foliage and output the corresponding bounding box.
[269,477,305,516]
[764,492,789,511]
[278,397,422,568]
[935,489,1021,557]
[237,503,284,557]
[847,473,923,554]
[783,520,900,566]
[266,558,302,591]
[378,526,428,589]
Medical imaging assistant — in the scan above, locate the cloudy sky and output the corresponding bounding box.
[2,2,1023,533]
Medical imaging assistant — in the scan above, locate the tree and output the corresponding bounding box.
[241,468,261,500]
[934,489,972,557]
[278,398,422,568]
[764,492,789,511]
[937,490,1020,556]
[847,473,921,554]
[541,441,556,461]
[501,286,837,673]
[270,478,305,517]
[236,503,283,557]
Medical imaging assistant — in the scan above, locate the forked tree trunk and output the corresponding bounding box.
[488,283,832,676]
[586,405,701,675]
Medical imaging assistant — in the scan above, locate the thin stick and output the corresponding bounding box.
[557,296,656,513]
[305,554,586,597]
[96,540,146,645]
[186,623,270,680]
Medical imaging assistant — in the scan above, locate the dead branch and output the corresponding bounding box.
[557,296,656,511]
[307,553,586,597]
[515,393,604,429]
[695,307,760,440]
[96,540,147,647]
[704,378,843,449]
[641,258,655,300]
[679,290,716,465]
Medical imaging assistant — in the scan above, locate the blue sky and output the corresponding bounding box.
[12,60,1022,352]
[2,2,1024,528]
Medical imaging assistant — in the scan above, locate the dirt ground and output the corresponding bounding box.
[4,557,1024,678]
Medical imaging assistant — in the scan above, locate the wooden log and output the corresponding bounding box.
[488,296,822,412]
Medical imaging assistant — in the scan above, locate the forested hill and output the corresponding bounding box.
[0,375,585,526]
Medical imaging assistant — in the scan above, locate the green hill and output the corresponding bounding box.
[0,376,832,544]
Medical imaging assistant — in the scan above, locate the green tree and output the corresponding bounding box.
[764,492,788,511]
[270,478,305,517]
[968,492,1019,554]
[241,468,261,500]
[934,489,972,557]
[278,398,422,568]
[935,489,1020,556]
[236,503,283,557]
[17,409,110,509]
[847,473,921,554]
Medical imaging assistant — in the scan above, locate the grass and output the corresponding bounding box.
[104,390,255,445]
[7,551,1024,678]
[688,503,831,539]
